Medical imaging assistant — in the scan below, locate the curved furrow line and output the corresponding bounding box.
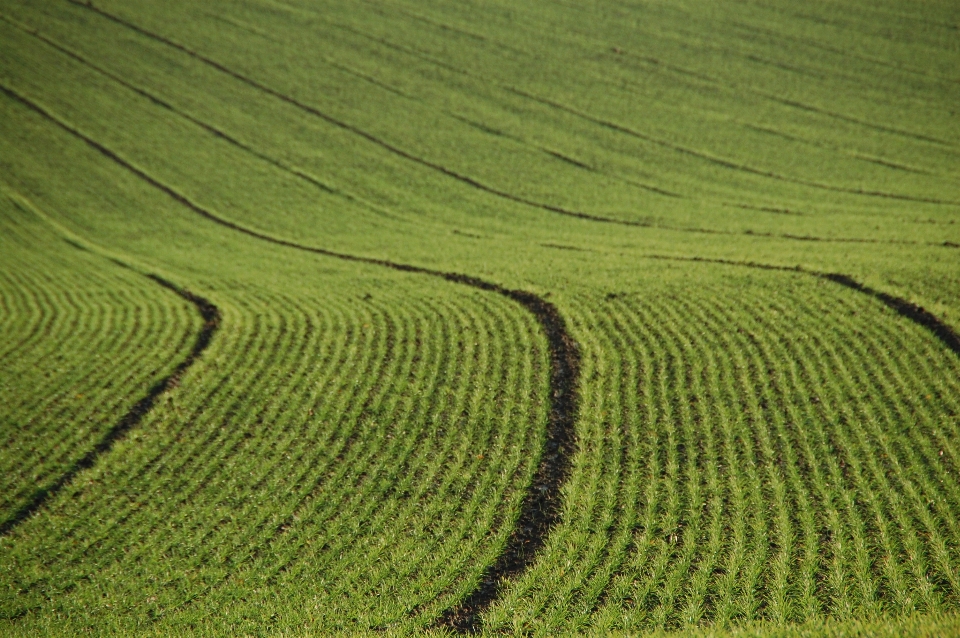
[669,295,746,626]
[298,0,959,165]
[608,32,957,153]
[316,296,502,600]
[563,297,641,631]
[503,86,959,207]
[377,0,960,149]
[0,15,389,217]
[0,269,31,349]
[578,270,959,629]
[167,296,322,566]
[737,289,877,620]
[862,324,960,523]
[125,297,311,564]
[827,299,960,521]
[830,324,960,607]
[545,301,624,627]
[0,211,209,526]
[832,315,960,601]
[0,73,579,630]
[48,4,613,217]
[417,297,545,619]
[605,299,686,628]
[255,302,428,581]
[3,274,196,475]
[732,276,956,616]
[505,295,626,633]
[35,293,357,597]
[261,1,960,191]
[742,289,879,616]
[34,6,958,250]
[402,293,545,624]
[692,284,860,618]
[639,255,960,362]
[292,297,489,622]
[11,74,579,633]
[15,295,271,574]
[612,296,701,629]
[725,11,960,86]
[729,287,870,616]
[698,292,813,624]
[598,299,692,632]
[0,263,70,367]
[0,305,195,517]
[0,268,219,536]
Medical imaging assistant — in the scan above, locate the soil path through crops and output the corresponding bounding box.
[0,269,220,536]
[0,81,580,633]
[644,254,960,356]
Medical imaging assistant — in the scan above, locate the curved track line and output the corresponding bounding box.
[0,265,220,537]
[643,254,960,357]
[504,87,960,207]
[1,80,580,633]
[51,3,958,249]
[271,1,960,194]
[368,0,960,148]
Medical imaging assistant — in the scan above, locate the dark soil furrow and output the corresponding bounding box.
[644,254,960,358]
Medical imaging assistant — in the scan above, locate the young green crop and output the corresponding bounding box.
[0,0,958,635]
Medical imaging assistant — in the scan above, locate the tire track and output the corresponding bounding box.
[2,79,580,633]
[43,5,958,249]
[0,265,219,537]
[504,87,959,207]
[326,0,960,151]
[264,1,960,194]
[642,254,960,358]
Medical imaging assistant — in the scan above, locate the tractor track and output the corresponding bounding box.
[0,267,220,537]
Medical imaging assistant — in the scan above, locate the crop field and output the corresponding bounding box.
[1,0,959,635]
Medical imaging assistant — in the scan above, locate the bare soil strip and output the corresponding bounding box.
[646,254,960,356]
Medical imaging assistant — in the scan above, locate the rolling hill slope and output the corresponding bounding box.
[1,0,959,635]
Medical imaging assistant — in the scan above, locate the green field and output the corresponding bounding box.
[1,0,959,635]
